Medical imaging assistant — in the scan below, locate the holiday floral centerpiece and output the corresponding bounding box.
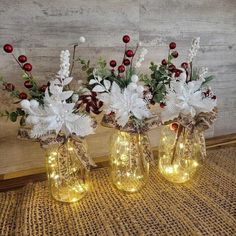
[84,35,159,193]
[143,38,217,183]
[1,38,97,202]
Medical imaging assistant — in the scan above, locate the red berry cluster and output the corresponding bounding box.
[77,92,103,114]
[161,42,189,78]
[2,43,48,100]
[109,35,137,74]
[203,89,217,100]
[3,44,33,72]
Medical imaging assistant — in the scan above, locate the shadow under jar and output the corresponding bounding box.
[110,130,151,193]
[45,137,90,203]
[159,124,206,183]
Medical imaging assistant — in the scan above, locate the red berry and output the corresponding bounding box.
[169,42,176,50]
[19,92,27,99]
[212,95,216,100]
[118,65,125,73]
[170,122,179,131]
[23,63,32,72]
[123,35,130,43]
[168,64,176,71]
[109,60,117,68]
[160,102,166,108]
[171,51,178,58]
[18,55,27,63]
[175,70,181,77]
[24,80,33,88]
[125,50,134,57]
[3,44,13,53]
[161,59,167,65]
[40,85,47,92]
[5,83,15,92]
[181,62,188,69]
[123,59,130,66]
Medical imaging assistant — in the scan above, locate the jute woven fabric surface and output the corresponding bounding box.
[1,147,236,236]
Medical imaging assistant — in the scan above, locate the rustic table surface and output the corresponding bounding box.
[0,147,236,236]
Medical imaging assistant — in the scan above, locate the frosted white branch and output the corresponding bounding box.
[188,37,200,62]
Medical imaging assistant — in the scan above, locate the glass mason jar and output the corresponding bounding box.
[159,124,206,183]
[45,137,90,203]
[110,130,151,193]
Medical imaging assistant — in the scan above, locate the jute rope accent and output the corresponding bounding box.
[0,147,236,235]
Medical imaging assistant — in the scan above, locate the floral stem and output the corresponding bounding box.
[130,43,139,68]
[69,44,78,77]
[171,124,183,164]
[122,43,127,64]
[189,62,193,82]
[11,53,32,80]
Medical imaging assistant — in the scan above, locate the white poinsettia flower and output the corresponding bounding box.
[21,95,94,138]
[98,82,150,127]
[161,80,216,122]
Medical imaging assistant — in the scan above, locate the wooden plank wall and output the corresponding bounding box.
[0,0,236,175]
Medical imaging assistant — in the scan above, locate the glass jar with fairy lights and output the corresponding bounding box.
[110,129,151,193]
[142,38,217,183]
[43,135,91,202]
[20,46,97,202]
[159,124,205,183]
[86,35,159,193]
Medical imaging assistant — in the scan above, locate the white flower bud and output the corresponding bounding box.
[79,36,86,43]
[20,100,31,110]
[131,74,139,83]
[30,100,39,109]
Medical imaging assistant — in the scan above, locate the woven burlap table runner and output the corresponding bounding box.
[1,147,236,236]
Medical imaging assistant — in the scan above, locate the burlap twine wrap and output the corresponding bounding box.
[40,133,96,170]
[101,113,161,134]
[1,146,236,235]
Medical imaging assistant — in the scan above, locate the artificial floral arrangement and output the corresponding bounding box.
[81,35,160,193]
[0,38,98,202]
[143,38,217,183]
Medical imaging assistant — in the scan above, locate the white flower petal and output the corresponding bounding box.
[62,77,73,86]
[104,80,111,90]
[93,85,105,93]
[89,79,97,85]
